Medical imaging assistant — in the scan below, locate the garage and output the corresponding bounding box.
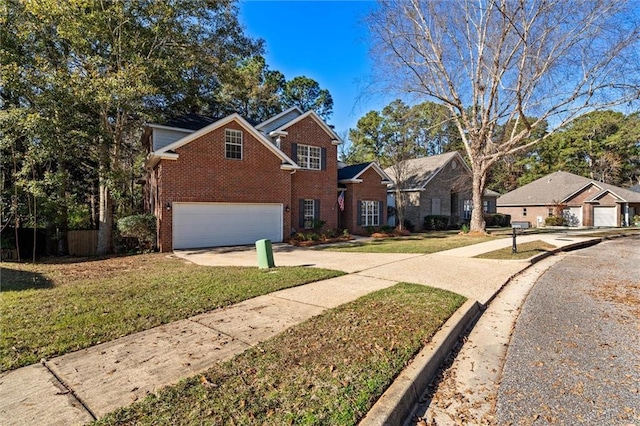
[564,207,583,227]
[173,203,283,249]
[593,206,617,227]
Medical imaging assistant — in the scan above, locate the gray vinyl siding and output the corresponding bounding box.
[153,128,193,151]
[257,110,302,134]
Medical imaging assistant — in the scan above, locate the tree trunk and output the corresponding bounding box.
[32,192,37,263]
[97,179,113,255]
[97,139,113,256]
[470,167,486,233]
[90,181,97,229]
[57,162,69,256]
[12,141,21,261]
[394,189,405,231]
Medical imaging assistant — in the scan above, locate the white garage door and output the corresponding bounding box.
[593,206,617,227]
[564,207,583,227]
[173,203,282,249]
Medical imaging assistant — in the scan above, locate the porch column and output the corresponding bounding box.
[623,203,629,226]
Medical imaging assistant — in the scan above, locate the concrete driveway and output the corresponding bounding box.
[173,243,422,274]
[174,233,600,305]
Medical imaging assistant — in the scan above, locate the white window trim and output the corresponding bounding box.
[361,200,380,227]
[298,144,321,170]
[225,128,243,160]
[303,199,315,229]
[463,199,473,220]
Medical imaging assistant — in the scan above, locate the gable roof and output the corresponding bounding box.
[384,152,469,190]
[497,171,640,206]
[254,106,303,134]
[162,113,219,131]
[484,188,501,198]
[147,113,299,170]
[338,162,392,184]
[272,110,342,145]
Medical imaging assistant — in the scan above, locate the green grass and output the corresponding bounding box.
[96,283,465,426]
[0,254,343,372]
[326,231,498,253]
[474,240,556,260]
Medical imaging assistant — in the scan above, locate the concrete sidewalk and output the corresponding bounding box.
[0,233,600,425]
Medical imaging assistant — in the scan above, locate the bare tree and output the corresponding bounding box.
[368,0,640,231]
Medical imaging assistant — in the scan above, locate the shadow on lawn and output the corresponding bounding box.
[1,267,53,291]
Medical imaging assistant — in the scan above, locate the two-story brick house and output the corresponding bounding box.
[143,107,389,251]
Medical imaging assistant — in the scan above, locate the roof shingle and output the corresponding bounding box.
[384,152,461,189]
[497,171,640,205]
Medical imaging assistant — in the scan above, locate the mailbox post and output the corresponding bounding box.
[510,221,531,254]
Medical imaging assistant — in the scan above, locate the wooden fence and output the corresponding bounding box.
[68,230,98,256]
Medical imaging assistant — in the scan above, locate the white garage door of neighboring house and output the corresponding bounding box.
[564,207,583,227]
[173,203,283,249]
[593,206,617,227]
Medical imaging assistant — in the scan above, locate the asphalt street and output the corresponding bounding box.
[496,236,640,425]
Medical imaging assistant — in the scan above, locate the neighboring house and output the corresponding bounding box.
[497,171,640,227]
[384,152,498,230]
[338,162,392,235]
[630,184,640,193]
[142,107,387,251]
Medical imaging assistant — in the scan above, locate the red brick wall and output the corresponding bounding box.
[284,116,339,232]
[156,120,292,251]
[341,168,388,235]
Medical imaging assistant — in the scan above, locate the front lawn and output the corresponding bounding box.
[0,254,343,372]
[326,231,497,254]
[97,283,466,425]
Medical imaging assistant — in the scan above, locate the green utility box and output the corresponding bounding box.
[256,239,275,269]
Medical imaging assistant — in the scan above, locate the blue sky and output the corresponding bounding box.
[239,0,393,138]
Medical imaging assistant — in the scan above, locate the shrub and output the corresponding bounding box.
[484,213,511,227]
[402,219,415,233]
[545,216,565,226]
[117,214,156,252]
[380,225,395,233]
[310,219,326,233]
[461,223,470,233]
[424,215,450,231]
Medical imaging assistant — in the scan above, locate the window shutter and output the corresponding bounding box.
[291,143,298,164]
[314,199,320,220]
[321,147,327,170]
[357,200,362,226]
[378,201,383,224]
[299,199,305,228]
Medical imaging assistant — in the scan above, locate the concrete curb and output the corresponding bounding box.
[529,237,602,265]
[359,299,482,426]
[359,237,607,426]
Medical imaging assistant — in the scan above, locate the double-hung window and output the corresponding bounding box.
[297,144,321,170]
[463,199,473,219]
[360,201,380,226]
[303,199,316,229]
[225,129,242,160]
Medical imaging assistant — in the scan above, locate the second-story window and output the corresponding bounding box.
[297,144,321,170]
[225,129,242,160]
